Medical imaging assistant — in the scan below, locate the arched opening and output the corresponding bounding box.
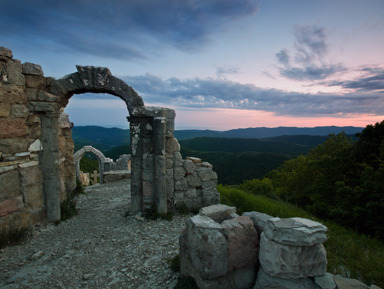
[73,146,107,184]
[39,65,173,222]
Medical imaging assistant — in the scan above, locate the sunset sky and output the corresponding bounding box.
[2,0,384,130]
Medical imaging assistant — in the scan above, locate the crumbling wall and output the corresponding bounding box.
[0,47,76,235]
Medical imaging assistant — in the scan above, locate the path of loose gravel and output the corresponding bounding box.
[0,179,189,289]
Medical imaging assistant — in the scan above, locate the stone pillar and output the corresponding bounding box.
[40,111,61,222]
[154,117,167,214]
[128,116,144,213]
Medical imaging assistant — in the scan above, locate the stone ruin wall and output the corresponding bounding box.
[0,47,219,236]
[0,47,76,234]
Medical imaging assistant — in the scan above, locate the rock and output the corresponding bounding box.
[0,196,24,217]
[82,273,95,280]
[221,216,259,272]
[254,267,318,289]
[0,47,13,60]
[183,159,195,175]
[333,275,370,289]
[243,211,273,234]
[180,215,228,280]
[264,217,328,246]
[314,273,337,289]
[30,250,44,261]
[186,157,202,163]
[259,232,327,279]
[22,62,43,76]
[28,139,43,152]
[199,204,236,223]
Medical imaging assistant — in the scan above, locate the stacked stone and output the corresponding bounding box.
[166,137,219,210]
[255,217,328,289]
[180,204,259,289]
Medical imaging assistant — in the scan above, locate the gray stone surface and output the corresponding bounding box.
[333,275,370,289]
[22,62,43,76]
[255,267,318,289]
[314,273,337,289]
[264,217,328,246]
[259,232,327,279]
[243,211,273,234]
[199,204,237,223]
[180,215,228,279]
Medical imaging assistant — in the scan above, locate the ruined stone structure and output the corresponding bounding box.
[74,146,131,184]
[0,47,219,236]
[180,205,330,289]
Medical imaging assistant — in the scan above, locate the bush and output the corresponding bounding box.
[0,228,29,249]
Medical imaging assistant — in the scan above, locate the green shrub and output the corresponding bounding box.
[168,254,180,272]
[144,206,173,221]
[60,181,83,221]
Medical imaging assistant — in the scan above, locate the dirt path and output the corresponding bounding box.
[0,180,189,288]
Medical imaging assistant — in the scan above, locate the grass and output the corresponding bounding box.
[60,180,84,222]
[217,184,384,288]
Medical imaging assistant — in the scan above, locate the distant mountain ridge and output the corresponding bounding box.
[72,125,363,152]
[175,126,363,140]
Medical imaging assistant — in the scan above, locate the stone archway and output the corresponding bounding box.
[74,146,106,184]
[39,65,175,222]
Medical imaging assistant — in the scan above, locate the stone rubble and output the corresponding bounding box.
[0,179,188,289]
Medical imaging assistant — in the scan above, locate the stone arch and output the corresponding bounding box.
[74,146,106,184]
[48,65,145,114]
[39,65,175,222]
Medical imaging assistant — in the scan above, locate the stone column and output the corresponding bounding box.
[154,117,167,214]
[128,116,144,213]
[40,111,61,222]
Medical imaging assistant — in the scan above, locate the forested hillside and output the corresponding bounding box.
[240,121,384,239]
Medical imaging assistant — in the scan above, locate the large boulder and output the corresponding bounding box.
[259,232,327,279]
[264,217,328,246]
[254,267,318,289]
[199,204,237,223]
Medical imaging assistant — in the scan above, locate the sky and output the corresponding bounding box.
[2,0,384,130]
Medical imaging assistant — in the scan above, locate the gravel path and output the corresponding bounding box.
[0,180,189,289]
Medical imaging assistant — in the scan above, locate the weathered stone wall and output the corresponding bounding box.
[0,47,76,235]
[1,46,219,237]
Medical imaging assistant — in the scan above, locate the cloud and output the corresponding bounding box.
[110,74,384,117]
[1,0,259,59]
[325,67,384,91]
[276,25,345,81]
[215,66,241,78]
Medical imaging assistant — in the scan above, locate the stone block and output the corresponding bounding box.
[183,159,195,175]
[0,196,24,217]
[259,233,327,279]
[174,166,186,180]
[187,173,202,188]
[166,154,173,168]
[0,103,11,117]
[199,204,236,223]
[0,47,13,60]
[22,185,44,209]
[264,217,328,246]
[25,75,46,88]
[20,165,42,187]
[202,188,220,206]
[202,179,218,189]
[0,138,31,154]
[333,275,370,289]
[4,60,25,85]
[173,152,182,167]
[0,169,20,199]
[166,137,180,153]
[185,188,197,199]
[180,215,228,279]
[187,156,202,163]
[28,139,43,152]
[22,62,43,76]
[314,273,337,289]
[0,118,28,138]
[11,104,29,117]
[175,178,188,191]
[255,267,318,289]
[222,216,259,272]
[242,211,273,234]
[166,176,174,195]
[197,167,218,181]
